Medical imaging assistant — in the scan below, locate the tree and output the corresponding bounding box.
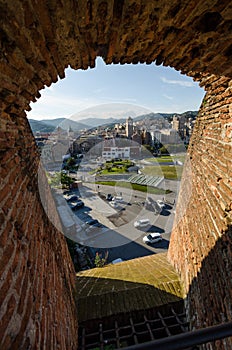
[94,251,108,267]
[67,157,76,167]
[48,172,61,187]
[61,173,74,188]
[105,164,112,172]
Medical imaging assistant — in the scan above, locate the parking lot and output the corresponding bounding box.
[58,183,176,265]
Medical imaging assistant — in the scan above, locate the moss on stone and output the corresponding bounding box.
[76,253,185,321]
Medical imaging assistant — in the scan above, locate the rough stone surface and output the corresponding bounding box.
[0,1,232,349]
[168,75,232,349]
[0,113,78,350]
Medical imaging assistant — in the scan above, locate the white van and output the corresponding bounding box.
[134,218,150,228]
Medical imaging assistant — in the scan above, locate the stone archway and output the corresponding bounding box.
[0,1,232,349]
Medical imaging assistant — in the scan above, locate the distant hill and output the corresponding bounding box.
[77,117,118,127]
[29,111,198,133]
[133,111,198,122]
[29,119,56,133]
[40,118,89,131]
[29,118,89,133]
[39,118,66,128]
[133,113,164,122]
[78,111,198,126]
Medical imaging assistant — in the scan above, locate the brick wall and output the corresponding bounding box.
[168,75,232,348]
[0,1,232,349]
[0,112,78,349]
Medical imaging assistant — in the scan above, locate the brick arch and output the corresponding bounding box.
[0,1,232,349]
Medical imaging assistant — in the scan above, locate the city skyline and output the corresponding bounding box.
[27,57,205,121]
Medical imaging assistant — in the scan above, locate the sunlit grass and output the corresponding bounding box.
[95,180,170,194]
[100,167,127,174]
[142,165,183,180]
[146,155,186,164]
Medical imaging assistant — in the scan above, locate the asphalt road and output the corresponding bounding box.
[72,183,177,263]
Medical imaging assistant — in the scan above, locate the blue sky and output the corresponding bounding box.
[27,57,205,121]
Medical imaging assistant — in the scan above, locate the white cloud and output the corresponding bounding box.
[100,96,138,103]
[26,64,203,121]
[93,88,105,94]
[161,76,195,87]
[27,88,140,120]
[69,103,151,121]
[27,92,102,120]
[163,94,173,100]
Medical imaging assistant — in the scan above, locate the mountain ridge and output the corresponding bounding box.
[29,110,198,133]
[29,118,89,133]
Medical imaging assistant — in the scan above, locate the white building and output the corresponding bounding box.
[102,147,130,159]
[150,129,162,145]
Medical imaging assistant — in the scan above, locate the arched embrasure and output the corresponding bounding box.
[0,1,232,350]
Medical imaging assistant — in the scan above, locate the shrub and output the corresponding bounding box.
[94,251,109,267]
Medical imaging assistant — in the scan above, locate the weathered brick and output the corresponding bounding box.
[0,1,232,350]
[168,76,232,341]
[0,294,17,345]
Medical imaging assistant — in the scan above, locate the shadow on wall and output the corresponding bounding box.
[187,224,232,349]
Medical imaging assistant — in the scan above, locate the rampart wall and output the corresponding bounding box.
[0,1,232,349]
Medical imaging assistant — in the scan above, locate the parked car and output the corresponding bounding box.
[143,233,162,244]
[111,258,123,264]
[134,218,150,228]
[106,194,113,201]
[156,200,166,209]
[69,200,84,210]
[112,196,123,202]
[63,190,72,195]
[85,219,100,227]
[110,201,119,208]
[66,195,79,202]
[85,220,102,233]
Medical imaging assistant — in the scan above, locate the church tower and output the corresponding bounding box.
[126,116,133,139]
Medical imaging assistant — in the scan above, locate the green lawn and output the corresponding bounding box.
[146,155,186,164]
[101,167,127,174]
[94,159,135,175]
[95,180,170,194]
[146,156,173,163]
[142,165,183,180]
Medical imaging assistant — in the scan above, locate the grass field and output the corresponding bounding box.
[95,159,135,175]
[146,155,186,164]
[95,180,171,194]
[100,168,126,174]
[141,165,183,180]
